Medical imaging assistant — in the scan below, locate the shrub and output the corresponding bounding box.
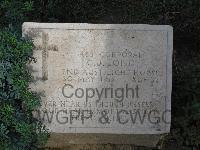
[0,0,34,30]
[0,29,49,150]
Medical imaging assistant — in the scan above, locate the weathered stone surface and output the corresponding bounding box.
[22,23,173,147]
[45,133,161,148]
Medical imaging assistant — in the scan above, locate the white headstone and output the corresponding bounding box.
[23,23,172,136]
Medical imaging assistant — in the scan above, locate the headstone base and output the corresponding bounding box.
[45,133,163,148]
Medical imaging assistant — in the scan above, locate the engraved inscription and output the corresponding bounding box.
[35,32,58,80]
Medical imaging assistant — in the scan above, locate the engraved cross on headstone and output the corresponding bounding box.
[35,32,58,80]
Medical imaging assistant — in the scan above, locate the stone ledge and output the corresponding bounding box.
[45,133,163,148]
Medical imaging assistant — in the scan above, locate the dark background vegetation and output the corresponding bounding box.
[0,0,200,149]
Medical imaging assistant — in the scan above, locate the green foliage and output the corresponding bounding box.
[0,0,34,29]
[0,29,49,150]
[171,50,200,149]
